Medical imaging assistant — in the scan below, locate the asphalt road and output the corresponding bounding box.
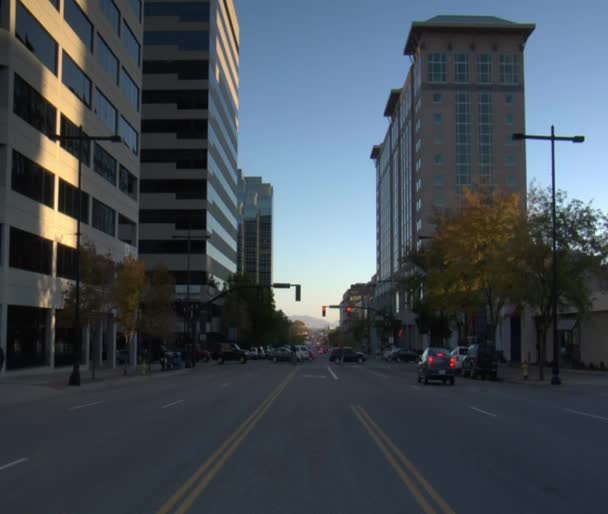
[1,358,608,514]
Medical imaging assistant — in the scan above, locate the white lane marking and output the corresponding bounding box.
[0,458,28,472]
[68,400,105,411]
[410,385,420,391]
[302,374,327,379]
[564,408,608,422]
[162,400,184,409]
[469,406,497,418]
[219,382,231,388]
[327,366,339,381]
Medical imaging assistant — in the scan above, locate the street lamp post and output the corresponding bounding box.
[50,128,121,386]
[513,127,584,385]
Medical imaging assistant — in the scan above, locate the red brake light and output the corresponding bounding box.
[437,352,445,357]
[428,356,435,364]
[450,357,456,368]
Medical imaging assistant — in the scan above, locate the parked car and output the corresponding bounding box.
[294,345,311,361]
[388,348,418,363]
[210,343,247,365]
[330,347,366,364]
[417,347,456,385]
[272,346,297,363]
[450,346,469,372]
[462,344,498,379]
[258,347,266,359]
[245,347,259,360]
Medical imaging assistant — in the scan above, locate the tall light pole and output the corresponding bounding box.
[513,127,584,385]
[50,128,121,386]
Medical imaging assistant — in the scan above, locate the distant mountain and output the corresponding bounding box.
[289,315,337,330]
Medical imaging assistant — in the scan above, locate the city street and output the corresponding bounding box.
[1,358,608,514]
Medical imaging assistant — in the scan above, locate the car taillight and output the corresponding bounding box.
[437,352,445,358]
[450,357,456,368]
[428,356,434,365]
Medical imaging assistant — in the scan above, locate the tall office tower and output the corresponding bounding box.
[370,16,534,341]
[0,0,143,372]
[139,0,240,300]
[237,170,273,286]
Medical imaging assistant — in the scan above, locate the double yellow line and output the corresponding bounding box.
[156,369,297,514]
[351,405,455,514]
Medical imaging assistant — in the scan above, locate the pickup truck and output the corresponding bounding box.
[462,343,498,380]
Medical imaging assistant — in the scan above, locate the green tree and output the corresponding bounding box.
[139,264,175,343]
[512,184,608,379]
[112,257,146,374]
[289,320,308,345]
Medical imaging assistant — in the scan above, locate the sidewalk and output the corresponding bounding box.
[499,363,608,386]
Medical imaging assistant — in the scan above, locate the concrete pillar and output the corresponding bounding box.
[105,317,117,369]
[0,303,6,374]
[47,308,56,369]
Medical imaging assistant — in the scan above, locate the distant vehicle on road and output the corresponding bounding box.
[388,348,418,363]
[244,347,259,360]
[462,344,498,379]
[294,345,311,361]
[329,347,366,364]
[210,343,247,365]
[272,346,297,363]
[450,346,468,372]
[417,347,455,385]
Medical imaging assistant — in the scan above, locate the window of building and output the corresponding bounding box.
[506,113,514,125]
[477,54,492,83]
[434,153,444,165]
[434,191,446,208]
[478,93,494,184]
[9,226,52,275]
[57,243,77,280]
[49,0,59,9]
[118,116,138,155]
[144,31,210,51]
[415,178,422,192]
[95,88,117,133]
[505,155,515,167]
[142,89,208,109]
[144,2,210,20]
[433,112,443,124]
[140,149,206,169]
[118,214,137,247]
[506,175,517,188]
[11,150,54,208]
[139,240,206,254]
[93,143,117,185]
[454,54,469,82]
[415,139,421,153]
[427,53,447,82]
[127,0,141,21]
[139,209,205,229]
[434,135,444,145]
[140,179,206,198]
[92,198,116,236]
[62,52,91,107]
[119,164,138,200]
[500,54,519,84]
[432,92,442,104]
[505,134,514,146]
[120,68,139,111]
[60,114,91,165]
[142,60,209,79]
[58,178,89,223]
[16,1,58,75]
[415,118,421,133]
[96,34,119,83]
[505,94,513,104]
[434,175,444,187]
[416,198,422,212]
[455,92,471,188]
[98,0,120,35]
[13,74,57,139]
[65,0,93,51]
[122,21,140,66]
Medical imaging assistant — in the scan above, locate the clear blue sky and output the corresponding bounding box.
[234,0,607,323]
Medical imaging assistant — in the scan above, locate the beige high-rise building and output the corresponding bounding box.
[0,0,143,372]
[370,16,535,345]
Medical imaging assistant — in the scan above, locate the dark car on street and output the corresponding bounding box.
[210,342,247,365]
[417,347,456,385]
[462,343,498,379]
[329,347,366,364]
[390,348,419,363]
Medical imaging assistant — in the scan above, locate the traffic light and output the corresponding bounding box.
[346,305,353,316]
[322,306,327,317]
[295,284,301,302]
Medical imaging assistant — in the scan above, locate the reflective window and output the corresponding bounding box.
[454,54,469,82]
[505,94,513,104]
[142,89,208,109]
[144,31,210,51]
[433,112,443,124]
[477,54,492,83]
[60,114,91,165]
[119,164,138,200]
[434,153,444,165]
[16,1,58,75]
[57,243,77,280]
[62,52,92,107]
[144,2,210,21]
[143,59,209,79]
[500,54,519,84]
[96,34,119,83]
[427,53,447,82]
[95,88,117,133]
[119,115,138,154]
[120,67,139,111]
[49,0,59,9]
[58,178,89,223]
[432,93,442,104]
[478,93,494,184]
[92,199,116,237]
[118,214,137,247]
[140,179,206,198]
[123,21,140,66]
[9,227,52,275]
[141,119,207,139]
[93,143,117,185]
[140,149,206,168]
[65,0,93,51]
[11,150,55,208]
[98,0,120,35]
[13,74,57,139]
[455,92,471,188]
[127,0,141,21]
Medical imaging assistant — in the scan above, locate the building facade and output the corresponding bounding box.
[0,0,143,373]
[236,170,273,286]
[370,16,535,348]
[139,0,240,302]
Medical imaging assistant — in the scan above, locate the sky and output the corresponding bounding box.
[233,0,608,323]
